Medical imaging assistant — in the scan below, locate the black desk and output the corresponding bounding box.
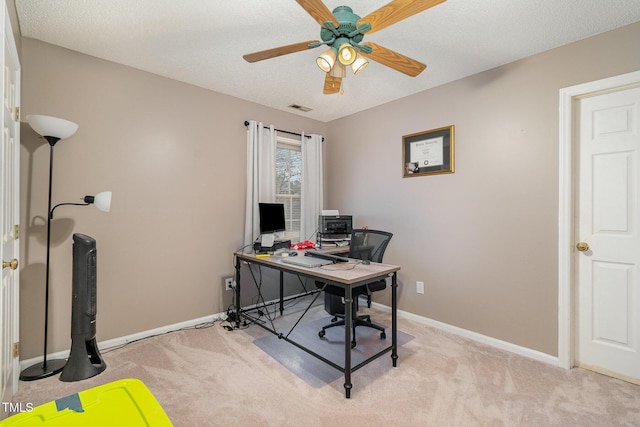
[233,251,400,398]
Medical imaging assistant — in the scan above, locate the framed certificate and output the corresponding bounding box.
[402,125,454,177]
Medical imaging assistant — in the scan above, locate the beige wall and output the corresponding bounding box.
[325,22,640,355]
[19,38,326,359]
[18,22,640,360]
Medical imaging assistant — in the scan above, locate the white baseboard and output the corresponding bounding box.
[371,301,560,367]
[19,290,314,369]
[19,312,226,370]
[21,305,560,371]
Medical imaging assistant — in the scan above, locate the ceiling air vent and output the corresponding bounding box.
[288,104,312,112]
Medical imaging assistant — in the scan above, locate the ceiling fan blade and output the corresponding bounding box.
[358,0,446,34]
[295,0,339,27]
[361,42,426,77]
[243,40,319,63]
[323,74,342,94]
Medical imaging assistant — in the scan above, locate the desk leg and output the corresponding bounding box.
[234,256,241,329]
[344,285,353,398]
[391,272,398,367]
[279,271,284,316]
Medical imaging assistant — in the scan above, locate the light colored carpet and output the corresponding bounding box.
[7,308,640,426]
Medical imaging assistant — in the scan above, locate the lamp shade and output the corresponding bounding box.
[316,48,336,72]
[337,43,356,65]
[350,53,369,75]
[329,63,346,78]
[26,115,79,140]
[92,191,112,212]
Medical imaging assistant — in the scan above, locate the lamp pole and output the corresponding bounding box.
[20,136,68,381]
[20,115,79,380]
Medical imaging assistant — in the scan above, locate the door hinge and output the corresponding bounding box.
[14,106,19,122]
[12,342,19,358]
[13,224,19,240]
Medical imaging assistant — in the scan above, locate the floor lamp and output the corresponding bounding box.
[20,115,112,381]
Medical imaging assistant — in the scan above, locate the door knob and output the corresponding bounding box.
[2,258,18,270]
[576,242,590,252]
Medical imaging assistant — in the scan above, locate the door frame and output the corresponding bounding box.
[1,0,21,406]
[558,70,640,370]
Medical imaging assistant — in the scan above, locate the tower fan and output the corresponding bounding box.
[60,233,106,382]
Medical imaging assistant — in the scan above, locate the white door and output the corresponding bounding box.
[575,85,640,383]
[0,2,20,409]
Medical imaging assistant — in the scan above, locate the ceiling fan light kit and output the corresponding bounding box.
[329,62,346,78]
[337,41,357,66]
[350,53,369,75]
[316,47,336,72]
[243,0,446,94]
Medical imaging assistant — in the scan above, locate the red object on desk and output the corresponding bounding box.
[291,240,316,250]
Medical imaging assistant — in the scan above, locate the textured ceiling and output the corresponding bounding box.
[15,0,640,122]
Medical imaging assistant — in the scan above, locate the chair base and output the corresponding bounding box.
[318,314,386,348]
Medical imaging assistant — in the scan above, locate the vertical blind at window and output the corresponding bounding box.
[276,139,301,241]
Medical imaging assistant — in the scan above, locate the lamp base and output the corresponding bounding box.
[19,359,66,381]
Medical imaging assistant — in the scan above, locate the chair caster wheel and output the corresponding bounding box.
[319,330,326,338]
[380,331,386,339]
[351,342,356,349]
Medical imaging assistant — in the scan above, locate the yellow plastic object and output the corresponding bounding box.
[1,378,173,426]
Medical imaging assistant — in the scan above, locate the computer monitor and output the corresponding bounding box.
[258,203,286,234]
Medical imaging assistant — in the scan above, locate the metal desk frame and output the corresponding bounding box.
[233,251,399,398]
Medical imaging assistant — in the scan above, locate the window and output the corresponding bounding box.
[275,136,301,242]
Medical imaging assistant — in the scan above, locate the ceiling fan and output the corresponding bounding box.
[243,0,446,94]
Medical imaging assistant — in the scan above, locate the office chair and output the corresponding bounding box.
[316,229,393,348]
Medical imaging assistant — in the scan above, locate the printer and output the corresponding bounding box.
[319,215,353,235]
[318,215,352,248]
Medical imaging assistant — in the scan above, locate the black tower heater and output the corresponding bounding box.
[60,233,106,382]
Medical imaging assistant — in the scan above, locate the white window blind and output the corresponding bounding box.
[275,136,301,241]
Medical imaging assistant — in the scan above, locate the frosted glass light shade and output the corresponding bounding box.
[329,63,346,78]
[350,53,369,75]
[27,115,79,139]
[93,191,112,212]
[316,48,336,72]
[337,43,356,65]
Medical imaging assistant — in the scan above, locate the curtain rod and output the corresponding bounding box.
[243,121,312,139]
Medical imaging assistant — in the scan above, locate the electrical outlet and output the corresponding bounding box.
[224,277,235,291]
[416,281,424,295]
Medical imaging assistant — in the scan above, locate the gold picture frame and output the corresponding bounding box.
[402,125,455,178]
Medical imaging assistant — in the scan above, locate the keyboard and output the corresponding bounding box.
[305,251,349,263]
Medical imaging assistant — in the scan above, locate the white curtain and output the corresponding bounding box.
[300,133,324,241]
[244,120,277,248]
